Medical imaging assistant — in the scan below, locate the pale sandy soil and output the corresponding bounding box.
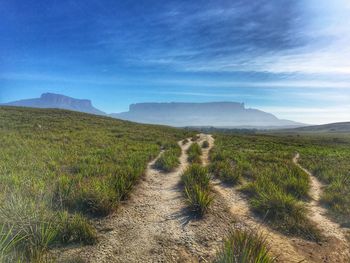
[55,139,235,263]
[201,134,350,263]
[55,135,350,263]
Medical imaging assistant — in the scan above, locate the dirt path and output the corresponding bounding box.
[198,134,306,263]
[293,153,350,245]
[57,138,235,263]
[199,134,350,263]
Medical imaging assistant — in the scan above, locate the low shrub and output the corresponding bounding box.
[214,228,275,263]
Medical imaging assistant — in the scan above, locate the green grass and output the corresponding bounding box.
[187,142,203,164]
[295,137,350,226]
[214,228,275,263]
[202,140,210,148]
[209,159,242,185]
[181,164,213,216]
[0,106,190,261]
[154,143,181,172]
[211,133,322,240]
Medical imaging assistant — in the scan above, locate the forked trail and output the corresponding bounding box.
[58,140,194,262]
[56,134,349,262]
[200,134,350,263]
[57,138,234,263]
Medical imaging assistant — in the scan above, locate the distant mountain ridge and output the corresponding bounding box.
[2,93,305,128]
[2,93,105,115]
[112,102,304,128]
[277,122,350,133]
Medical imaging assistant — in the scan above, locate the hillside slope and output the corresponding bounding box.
[0,106,189,262]
[279,122,350,133]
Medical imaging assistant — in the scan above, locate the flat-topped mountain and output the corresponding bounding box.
[2,94,305,128]
[2,93,105,115]
[112,102,304,128]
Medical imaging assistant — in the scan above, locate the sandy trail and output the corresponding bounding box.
[56,135,349,262]
[198,134,306,263]
[59,140,194,262]
[293,153,350,245]
[57,138,234,263]
[199,134,350,263]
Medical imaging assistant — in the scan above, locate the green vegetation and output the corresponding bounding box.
[181,164,213,216]
[187,143,203,164]
[0,106,189,262]
[295,135,350,226]
[202,140,210,148]
[154,143,181,172]
[214,228,275,263]
[182,138,189,145]
[209,158,242,185]
[211,134,321,240]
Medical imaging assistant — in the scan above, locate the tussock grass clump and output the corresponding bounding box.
[202,140,210,148]
[0,193,97,262]
[214,228,275,263]
[321,175,350,219]
[154,145,181,172]
[181,164,213,215]
[0,194,58,262]
[187,143,202,164]
[0,226,22,263]
[250,185,321,241]
[210,160,241,185]
[57,212,97,245]
[182,138,189,145]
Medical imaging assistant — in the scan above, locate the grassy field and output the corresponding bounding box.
[293,134,350,227]
[212,132,350,238]
[0,106,190,262]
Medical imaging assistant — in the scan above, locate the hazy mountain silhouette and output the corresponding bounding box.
[112,102,305,128]
[277,122,350,133]
[2,94,305,128]
[2,93,105,115]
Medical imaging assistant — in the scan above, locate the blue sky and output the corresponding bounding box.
[1,0,350,124]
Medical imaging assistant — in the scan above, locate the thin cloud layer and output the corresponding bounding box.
[0,0,349,123]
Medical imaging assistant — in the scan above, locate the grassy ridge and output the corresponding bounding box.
[0,107,189,261]
[211,134,321,240]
